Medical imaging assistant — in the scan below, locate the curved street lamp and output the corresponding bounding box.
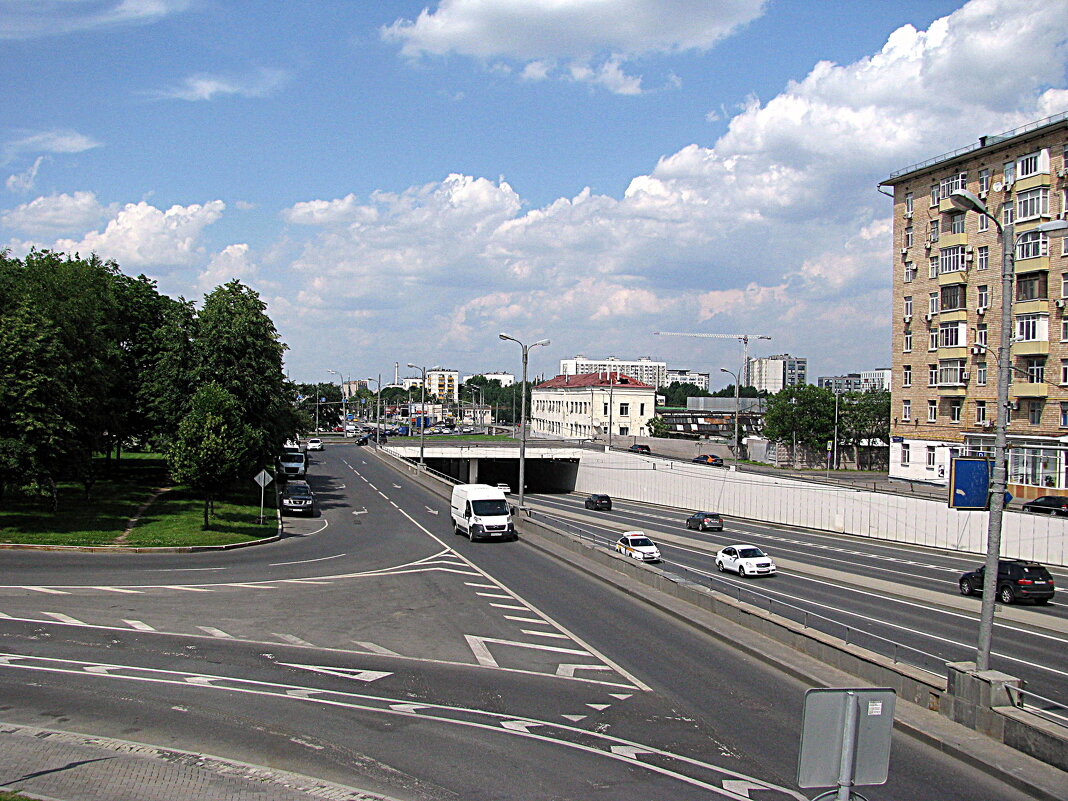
[326,369,347,432]
[948,188,1068,671]
[499,333,550,509]
[720,367,741,462]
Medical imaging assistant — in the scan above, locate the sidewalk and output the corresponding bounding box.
[0,723,404,801]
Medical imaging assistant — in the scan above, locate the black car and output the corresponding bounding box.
[281,482,315,516]
[1020,495,1068,516]
[686,511,724,531]
[692,454,724,467]
[628,444,651,454]
[959,559,1055,605]
[584,494,612,511]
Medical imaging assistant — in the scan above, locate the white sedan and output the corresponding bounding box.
[614,532,661,562]
[716,544,776,577]
[306,438,324,451]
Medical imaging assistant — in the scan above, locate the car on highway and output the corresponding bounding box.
[1020,495,1068,516]
[716,544,776,577]
[685,511,724,531]
[628,444,651,454]
[306,438,324,451]
[276,451,307,480]
[584,494,612,511]
[280,481,315,516]
[958,559,1055,604]
[692,454,725,467]
[614,532,661,562]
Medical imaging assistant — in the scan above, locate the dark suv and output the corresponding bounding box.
[686,512,724,531]
[959,559,1055,605]
[628,444,651,454]
[281,481,315,516]
[584,494,612,511]
[1020,495,1068,516]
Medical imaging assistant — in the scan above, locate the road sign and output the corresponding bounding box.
[798,688,895,792]
[253,469,272,488]
[826,440,832,451]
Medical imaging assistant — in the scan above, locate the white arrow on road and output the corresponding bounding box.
[279,663,392,683]
[390,703,430,714]
[721,780,770,798]
[501,720,542,733]
[425,507,438,515]
[351,508,368,516]
[609,745,652,760]
[392,483,401,488]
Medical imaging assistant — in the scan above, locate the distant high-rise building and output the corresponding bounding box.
[818,374,863,394]
[861,369,892,392]
[560,355,667,388]
[666,368,709,390]
[748,354,807,393]
[463,372,516,387]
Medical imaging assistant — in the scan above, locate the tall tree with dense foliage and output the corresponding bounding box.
[762,384,836,453]
[168,384,258,529]
[838,389,891,469]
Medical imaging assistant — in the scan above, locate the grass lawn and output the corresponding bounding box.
[0,452,276,548]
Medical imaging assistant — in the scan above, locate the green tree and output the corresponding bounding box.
[839,389,891,469]
[658,381,711,408]
[142,297,198,443]
[168,384,257,529]
[762,384,836,453]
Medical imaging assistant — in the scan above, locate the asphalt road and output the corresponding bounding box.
[0,443,1049,800]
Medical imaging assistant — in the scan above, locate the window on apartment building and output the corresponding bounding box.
[902,399,911,421]
[976,323,988,346]
[901,443,910,465]
[978,213,989,233]
[1017,187,1049,221]
[977,285,989,308]
[929,256,939,279]
[940,172,966,198]
[1003,204,1015,227]
[928,364,938,386]
[977,362,988,385]
[928,400,938,422]
[951,213,966,235]
[902,365,912,387]
[619,403,630,416]
[939,321,964,348]
[940,245,966,274]
[905,192,914,214]
[1018,151,1041,179]
[1061,402,1068,427]
[1017,231,1048,261]
[1027,357,1046,384]
[905,226,913,248]
[903,262,916,283]
[904,295,913,316]
[603,403,608,416]
[926,445,936,467]
[1016,271,1046,301]
[1063,359,1068,384]
[976,400,987,424]
[938,360,966,385]
[929,219,940,243]
[1016,313,1047,342]
[977,245,989,270]
[1004,160,1016,184]
[1064,236,1068,257]
[930,183,940,206]
[928,292,939,314]
[941,284,966,311]
[619,426,629,436]
[978,168,990,192]
[929,330,938,351]
[950,399,962,423]
[1029,400,1043,426]
[903,331,913,352]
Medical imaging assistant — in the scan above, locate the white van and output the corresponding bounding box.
[450,484,515,541]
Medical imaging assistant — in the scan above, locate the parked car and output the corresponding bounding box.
[281,481,315,516]
[628,444,651,454]
[496,483,511,494]
[693,454,725,467]
[1020,495,1068,516]
[614,532,661,562]
[959,559,1055,604]
[306,438,324,451]
[686,512,724,531]
[716,544,776,577]
[584,494,612,511]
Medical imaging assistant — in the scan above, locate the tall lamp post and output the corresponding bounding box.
[499,333,550,509]
[949,188,1068,671]
[465,384,483,431]
[367,374,382,448]
[327,369,347,432]
[720,367,742,461]
[406,363,432,467]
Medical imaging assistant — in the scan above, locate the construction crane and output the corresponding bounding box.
[653,331,771,386]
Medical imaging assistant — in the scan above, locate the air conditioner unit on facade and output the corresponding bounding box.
[1057,298,1066,309]
[977,306,986,315]
[905,210,913,219]
[925,312,933,321]
[993,181,1004,192]
[901,247,908,255]
[903,314,912,323]
[971,346,984,354]
[979,190,988,199]
[980,420,993,428]
[966,253,974,262]
[965,245,974,253]
[1058,168,1067,178]
[961,371,969,380]
[1010,400,1020,411]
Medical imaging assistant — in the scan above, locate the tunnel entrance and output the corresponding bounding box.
[422,456,578,494]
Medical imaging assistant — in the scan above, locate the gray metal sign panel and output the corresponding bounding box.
[797,688,896,790]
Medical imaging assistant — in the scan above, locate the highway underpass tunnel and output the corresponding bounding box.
[425,457,578,495]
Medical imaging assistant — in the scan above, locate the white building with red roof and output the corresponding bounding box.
[531,372,657,440]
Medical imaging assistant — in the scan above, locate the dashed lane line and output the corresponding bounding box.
[521,630,570,639]
[274,633,316,647]
[196,626,234,639]
[42,612,84,625]
[504,616,547,624]
[123,620,156,631]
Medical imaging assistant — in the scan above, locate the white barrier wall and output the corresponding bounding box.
[573,452,1068,567]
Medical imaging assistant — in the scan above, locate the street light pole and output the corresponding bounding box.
[327,370,347,432]
[406,363,429,467]
[367,374,382,449]
[499,333,550,509]
[720,367,741,461]
[949,189,1068,671]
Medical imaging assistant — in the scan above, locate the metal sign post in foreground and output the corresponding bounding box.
[253,469,273,524]
[797,688,895,800]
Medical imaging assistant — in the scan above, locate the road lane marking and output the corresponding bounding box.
[587,703,610,711]
[274,633,316,647]
[476,592,514,599]
[92,586,142,594]
[353,642,400,656]
[123,620,156,631]
[22,587,69,594]
[42,612,85,624]
[562,714,587,722]
[521,630,570,639]
[171,586,213,592]
[225,583,276,589]
[490,603,528,611]
[557,664,615,678]
[465,582,498,588]
[197,626,233,638]
[504,615,546,624]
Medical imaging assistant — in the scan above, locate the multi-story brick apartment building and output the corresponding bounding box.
[881,111,1068,493]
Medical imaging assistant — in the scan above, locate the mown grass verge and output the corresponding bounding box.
[0,452,276,547]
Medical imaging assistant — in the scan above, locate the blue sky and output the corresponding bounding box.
[3,0,1067,387]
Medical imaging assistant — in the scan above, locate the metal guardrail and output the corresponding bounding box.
[528,508,949,678]
[1006,685,1068,728]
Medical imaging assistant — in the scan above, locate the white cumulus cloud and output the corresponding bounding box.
[1,191,111,236]
[197,243,257,292]
[154,67,290,101]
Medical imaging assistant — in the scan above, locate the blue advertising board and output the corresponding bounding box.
[948,457,991,510]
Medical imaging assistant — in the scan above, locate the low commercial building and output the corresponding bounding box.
[531,373,656,440]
